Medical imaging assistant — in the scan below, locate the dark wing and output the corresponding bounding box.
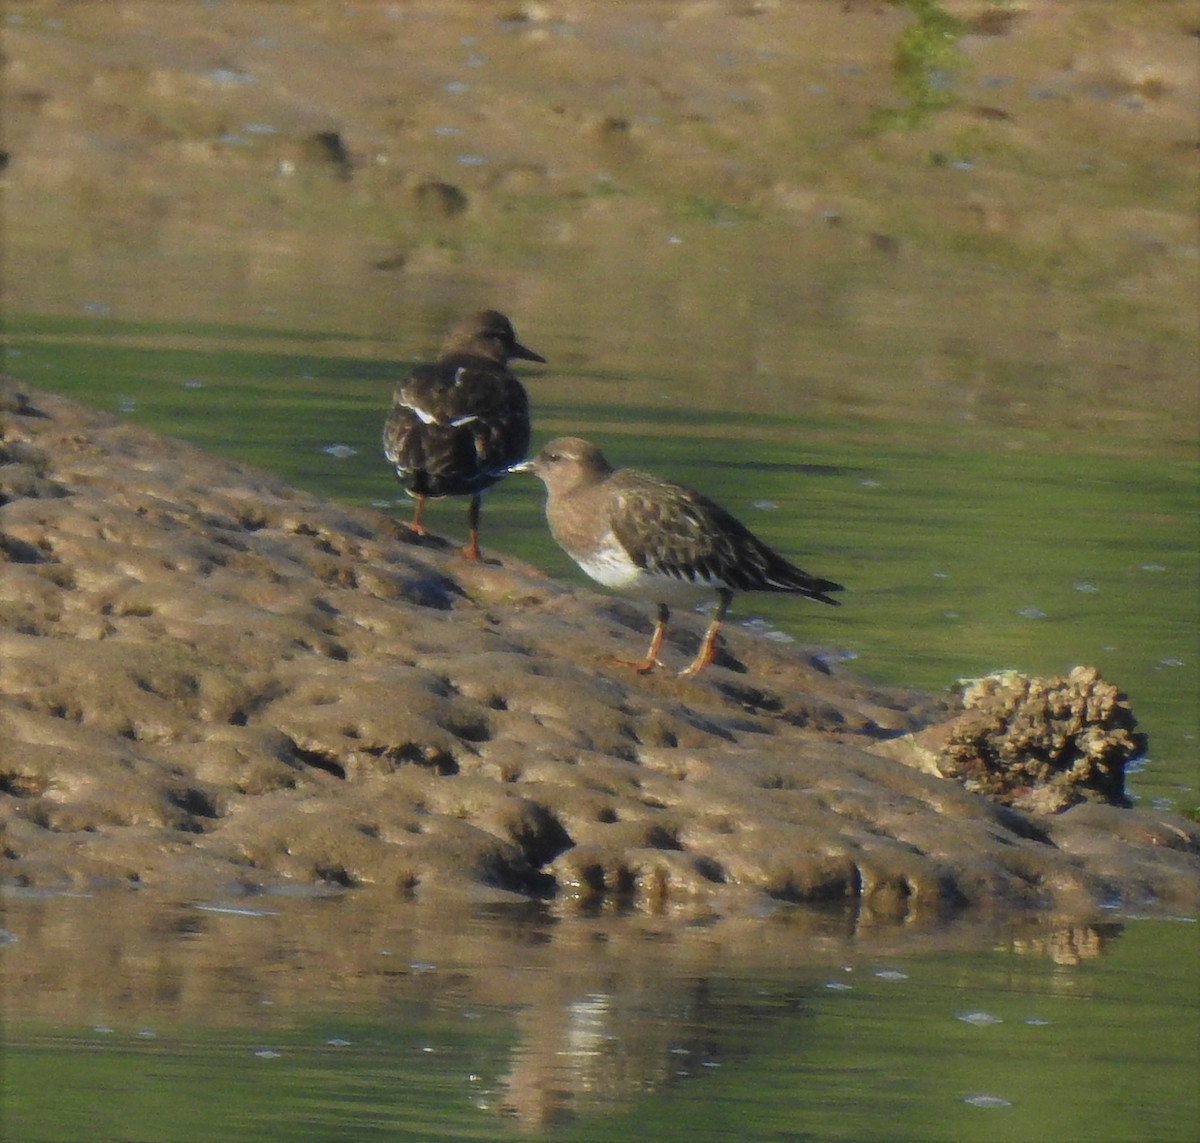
[611,472,843,603]
[384,359,530,497]
[443,367,531,475]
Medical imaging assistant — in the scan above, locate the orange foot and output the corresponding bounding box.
[677,640,718,678]
[604,655,663,675]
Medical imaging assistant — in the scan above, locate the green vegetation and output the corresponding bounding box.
[874,0,964,131]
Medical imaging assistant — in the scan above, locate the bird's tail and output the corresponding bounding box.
[803,575,844,607]
[763,557,844,605]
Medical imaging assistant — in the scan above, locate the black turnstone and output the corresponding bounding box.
[516,437,843,677]
[383,310,545,560]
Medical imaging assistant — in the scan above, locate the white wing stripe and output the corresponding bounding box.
[399,398,438,425]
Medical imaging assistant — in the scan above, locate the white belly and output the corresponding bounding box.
[576,534,720,606]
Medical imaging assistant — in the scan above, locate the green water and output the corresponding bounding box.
[2,902,1197,1143]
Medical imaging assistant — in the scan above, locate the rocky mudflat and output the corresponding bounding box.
[2,376,1198,921]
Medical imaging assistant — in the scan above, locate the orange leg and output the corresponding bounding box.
[460,493,482,561]
[678,590,732,678]
[407,494,428,537]
[608,603,669,674]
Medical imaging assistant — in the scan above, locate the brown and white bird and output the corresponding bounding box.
[383,310,545,560]
[516,437,843,677]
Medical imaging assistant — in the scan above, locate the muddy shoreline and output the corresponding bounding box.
[3,377,1197,921]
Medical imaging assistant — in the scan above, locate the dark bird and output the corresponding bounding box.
[516,437,843,677]
[383,310,545,560]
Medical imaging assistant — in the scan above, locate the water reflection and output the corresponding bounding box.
[498,982,727,1126]
[1003,922,1119,967]
[1,888,1142,1131]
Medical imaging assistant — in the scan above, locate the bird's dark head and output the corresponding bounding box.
[442,310,546,365]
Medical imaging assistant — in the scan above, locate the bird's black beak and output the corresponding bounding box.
[510,342,546,364]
